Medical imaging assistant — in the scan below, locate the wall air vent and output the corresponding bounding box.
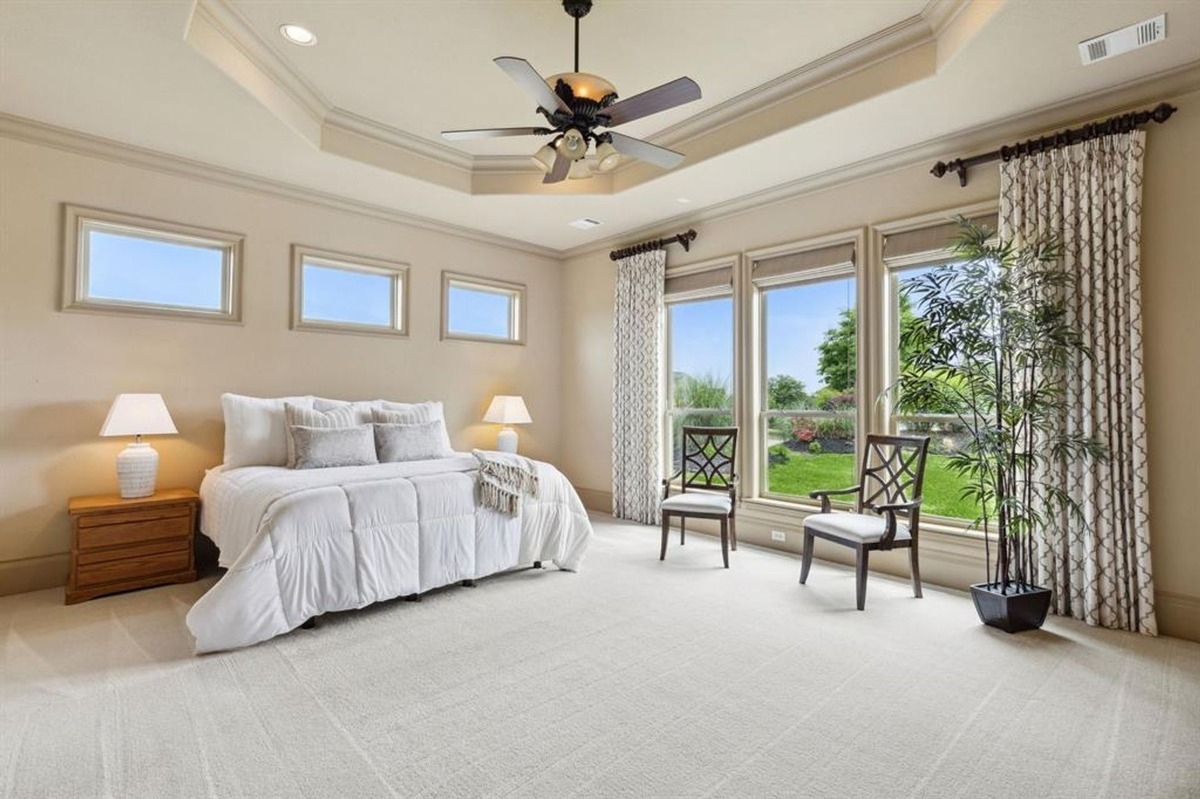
[1079,14,1166,65]
[569,218,603,230]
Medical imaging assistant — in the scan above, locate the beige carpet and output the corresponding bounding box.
[2,515,1198,799]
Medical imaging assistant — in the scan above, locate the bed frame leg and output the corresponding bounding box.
[462,579,476,588]
[300,617,317,629]
[533,561,543,569]
[404,594,422,602]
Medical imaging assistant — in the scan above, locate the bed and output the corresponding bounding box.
[185,454,593,653]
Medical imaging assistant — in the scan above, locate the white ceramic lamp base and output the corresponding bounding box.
[496,427,519,454]
[116,442,159,499]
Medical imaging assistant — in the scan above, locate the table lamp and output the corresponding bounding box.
[100,393,178,499]
[483,395,531,453]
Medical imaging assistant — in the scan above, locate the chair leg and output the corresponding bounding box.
[856,547,869,611]
[680,518,686,546]
[720,517,729,569]
[910,542,923,598]
[729,513,738,551]
[660,513,669,561]
[799,530,814,584]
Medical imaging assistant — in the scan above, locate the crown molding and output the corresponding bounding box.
[563,60,1200,261]
[185,0,979,196]
[643,12,940,153]
[0,112,560,260]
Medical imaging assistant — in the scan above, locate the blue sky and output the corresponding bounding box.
[447,285,510,338]
[88,230,223,309]
[671,278,855,392]
[302,264,392,325]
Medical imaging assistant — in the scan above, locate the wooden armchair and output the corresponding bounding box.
[660,426,739,568]
[799,434,930,609]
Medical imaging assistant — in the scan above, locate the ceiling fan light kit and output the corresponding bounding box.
[441,0,701,185]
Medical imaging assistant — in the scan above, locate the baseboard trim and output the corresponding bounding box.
[1156,590,1200,643]
[0,553,69,597]
[574,487,613,514]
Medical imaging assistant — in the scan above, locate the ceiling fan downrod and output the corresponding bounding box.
[563,0,592,73]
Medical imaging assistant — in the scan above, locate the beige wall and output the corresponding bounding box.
[0,137,563,594]
[560,89,1200,642]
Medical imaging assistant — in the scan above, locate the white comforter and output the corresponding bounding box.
[186,455,593,653]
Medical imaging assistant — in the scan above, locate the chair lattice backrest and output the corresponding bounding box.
[858,435,930,514]
[681,427,738,492]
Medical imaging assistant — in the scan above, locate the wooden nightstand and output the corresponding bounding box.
[66,488,199,605]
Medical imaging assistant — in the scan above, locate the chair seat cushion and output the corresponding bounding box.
[661,491,732,515]
[804,512,910,543]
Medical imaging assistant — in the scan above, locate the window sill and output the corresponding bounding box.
[740,496,986,541]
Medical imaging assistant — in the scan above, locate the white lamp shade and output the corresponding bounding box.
[483,395,532,425]
[99,393,178,437]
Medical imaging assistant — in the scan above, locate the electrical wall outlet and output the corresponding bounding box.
[770,531,787,542]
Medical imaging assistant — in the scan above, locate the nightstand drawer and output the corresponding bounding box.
[75,549,192,588]
[76,538,190,566]
[77,515,192,550]
[77,505,191,529]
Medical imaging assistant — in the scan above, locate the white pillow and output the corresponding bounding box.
[312,397,378,422]
[377,399,445,422]
[222,393,314,468]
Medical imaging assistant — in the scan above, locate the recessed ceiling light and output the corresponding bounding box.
[280,24,317,47]
[569,218,603,230]
[677,197,692,204]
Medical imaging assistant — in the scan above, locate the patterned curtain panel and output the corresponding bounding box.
[999,130,1156,635]
[612,249,666,524]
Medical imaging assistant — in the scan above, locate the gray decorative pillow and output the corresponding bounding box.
[372,407,454,455]
[285,402,361,468]
[290,424,379,469]
[375,421,455,462]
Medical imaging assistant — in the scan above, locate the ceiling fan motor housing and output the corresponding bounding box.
[562,0,592,20]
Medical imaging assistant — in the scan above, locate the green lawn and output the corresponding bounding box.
[766,451,979,521]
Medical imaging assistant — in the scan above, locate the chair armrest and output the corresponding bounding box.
[808,485,861,514]
[873,497,923,549]
[662,470,682,500]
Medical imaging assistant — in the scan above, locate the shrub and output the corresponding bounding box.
[768,444,790,466]
[807,441,823,455]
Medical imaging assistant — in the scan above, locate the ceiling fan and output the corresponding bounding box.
[441,0,701,184]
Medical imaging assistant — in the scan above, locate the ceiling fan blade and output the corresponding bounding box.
[601,77,701,128]
[495,57,570,115]
[543,153,571,184]
[441,127,550,141]
[608,132,685,170]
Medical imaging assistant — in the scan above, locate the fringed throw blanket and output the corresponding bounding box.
[473,449,539,515]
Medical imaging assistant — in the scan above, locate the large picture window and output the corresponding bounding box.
[663,260,735,474]
[752,240,858,501]
[291,246,408,337]
[881,213,998,521]
[62,205,242,322]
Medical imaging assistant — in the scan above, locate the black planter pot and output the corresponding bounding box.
[970,582,1052,633]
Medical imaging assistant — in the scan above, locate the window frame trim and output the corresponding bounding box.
[746,228,866,506]
[662,254,740,483]
[440,271,527,345]
[871,200,999,524]
[61,204,244,324]
[290,245,410,338]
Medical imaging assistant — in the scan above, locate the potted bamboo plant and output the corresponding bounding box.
[892,218,1106,633]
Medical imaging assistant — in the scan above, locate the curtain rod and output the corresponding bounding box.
[931,102,1177,187]
[609,229,697,261]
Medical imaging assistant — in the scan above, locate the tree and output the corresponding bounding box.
[673,372,731,410]
[816,296,920,392]
[767,374,808,409]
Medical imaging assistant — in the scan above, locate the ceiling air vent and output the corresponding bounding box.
[1079,14,1166,65]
